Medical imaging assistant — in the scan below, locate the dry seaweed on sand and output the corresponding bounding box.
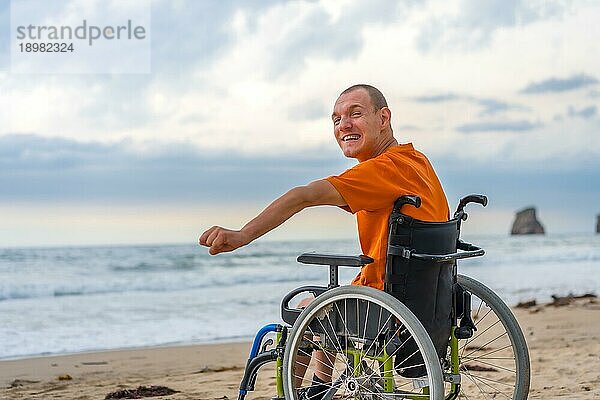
[549,293,597,307]
[516,299,537,309]
[8,379,40,387]
[463,364,499,372]
[105,385,179,399]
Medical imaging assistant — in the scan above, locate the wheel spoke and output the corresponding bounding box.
[301,329,343,377]
[356,311,394,362]
[461,356,516,374]
[461,331,508,360]
[462,343,515,363]
[464,317,502,347]
[461,367,493,400]
[461,370,516,389]
[460,367,514,399]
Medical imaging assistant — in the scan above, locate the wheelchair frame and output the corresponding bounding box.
[236,195,530,400]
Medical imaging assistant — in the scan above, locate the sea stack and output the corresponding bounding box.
[511,207,545,235]
[596,215,600,233]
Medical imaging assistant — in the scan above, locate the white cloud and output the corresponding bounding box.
[1,0,599,162]
[416,0,571,51]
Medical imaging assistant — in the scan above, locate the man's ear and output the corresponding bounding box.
[380,107,391,128]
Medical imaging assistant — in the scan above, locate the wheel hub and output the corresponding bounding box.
[344,378,359,395]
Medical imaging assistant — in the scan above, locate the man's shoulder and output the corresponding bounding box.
[368,143,424,165]
[384,143,431,164]
[384,143,421,157]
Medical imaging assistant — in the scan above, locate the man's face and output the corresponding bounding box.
[332,89,385,162]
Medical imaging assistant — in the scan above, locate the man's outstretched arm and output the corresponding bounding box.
[199,179,346,255]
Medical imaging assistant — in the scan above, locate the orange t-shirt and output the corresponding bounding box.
[325,143,449,290]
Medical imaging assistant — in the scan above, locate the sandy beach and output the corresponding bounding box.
[2,298,599,400]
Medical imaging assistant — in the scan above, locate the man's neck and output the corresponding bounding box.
[359,136,398,162]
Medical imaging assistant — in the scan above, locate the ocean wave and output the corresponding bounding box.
[0,267,322,302]
[110,260,198,272]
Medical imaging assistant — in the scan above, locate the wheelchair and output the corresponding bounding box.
[237,194,530,400]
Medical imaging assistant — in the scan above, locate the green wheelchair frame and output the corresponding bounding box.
[237,195,530,400]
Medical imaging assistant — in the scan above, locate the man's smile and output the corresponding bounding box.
[341,134,361,142]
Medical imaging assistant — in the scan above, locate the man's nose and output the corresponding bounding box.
[339,115,352,131]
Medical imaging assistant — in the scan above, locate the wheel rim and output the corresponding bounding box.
[283,287,443,400]
[454,276,530,400]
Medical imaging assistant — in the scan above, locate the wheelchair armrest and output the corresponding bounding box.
[297,252,374,267]
[281,285,328,326]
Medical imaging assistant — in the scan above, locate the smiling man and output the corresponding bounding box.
[199,84,449,290]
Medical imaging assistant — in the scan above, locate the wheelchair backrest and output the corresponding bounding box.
[385,205,462,359]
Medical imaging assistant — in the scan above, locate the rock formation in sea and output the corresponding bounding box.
[511,207,545,235]
[596,215,600,233]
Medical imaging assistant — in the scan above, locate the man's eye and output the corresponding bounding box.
[333,118,341,125]
[351,112,361,117]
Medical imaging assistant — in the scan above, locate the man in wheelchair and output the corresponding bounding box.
[199,85,529,399]
[200,84,448,393]
[199,83,449,285]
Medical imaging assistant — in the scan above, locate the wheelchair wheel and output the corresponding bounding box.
[282,285,444,400]
[455,275,530,399]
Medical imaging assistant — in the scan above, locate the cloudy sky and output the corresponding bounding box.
[1,0,599,247]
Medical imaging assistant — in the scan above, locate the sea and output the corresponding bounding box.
[1,234,598,360]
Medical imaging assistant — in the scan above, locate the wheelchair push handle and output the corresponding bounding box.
[393,194,487,219]
[392,195,421,213]
[454,194,488,219]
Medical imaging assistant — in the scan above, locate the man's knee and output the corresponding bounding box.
[297,296,314,309]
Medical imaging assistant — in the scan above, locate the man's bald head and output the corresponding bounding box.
[339,84,388,112]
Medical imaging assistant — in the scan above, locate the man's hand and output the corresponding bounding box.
[199,226,250,255]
